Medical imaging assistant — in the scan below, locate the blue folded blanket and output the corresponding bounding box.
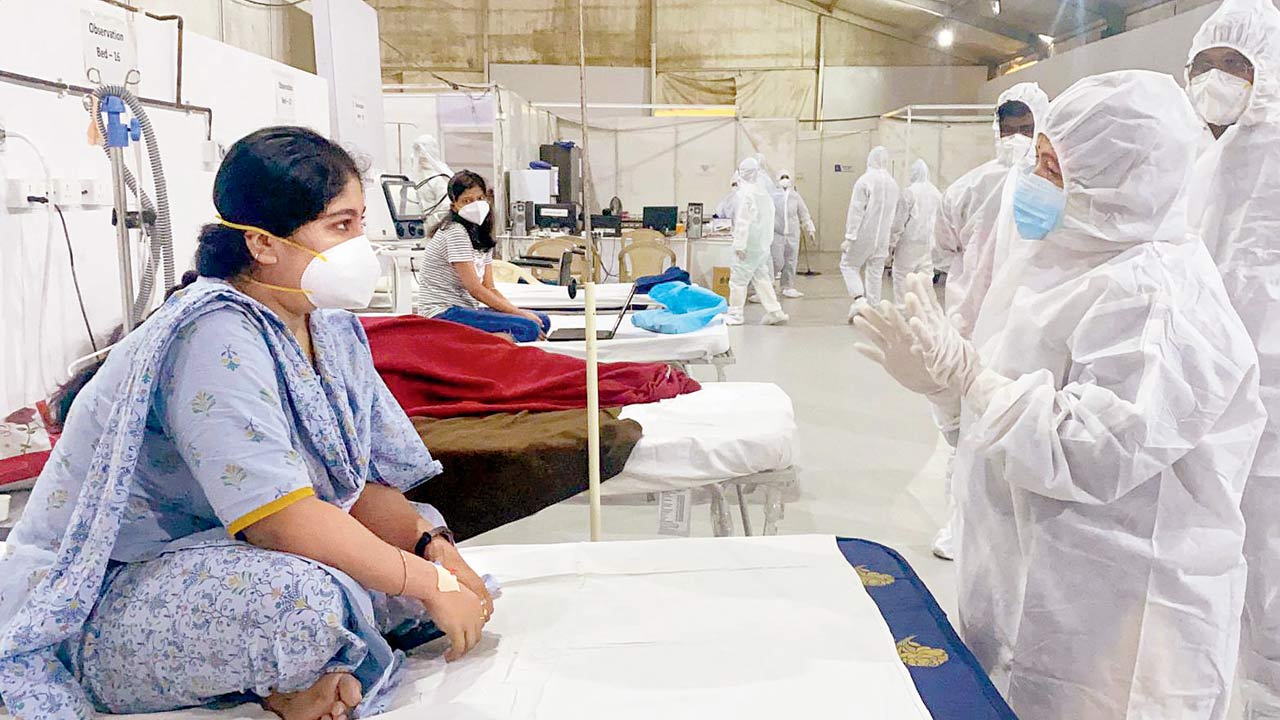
[632,282,726,335]
[635,266,691,294]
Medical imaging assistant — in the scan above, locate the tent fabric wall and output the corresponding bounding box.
[555,115,798,217]
[656,70,816,119]
[877,118,994,190]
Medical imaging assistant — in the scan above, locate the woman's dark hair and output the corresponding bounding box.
[446,170,495,252]
[177,126,361,292]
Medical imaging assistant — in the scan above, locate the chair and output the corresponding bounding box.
[622,228,668,248]
[618,242,677,283]
[527,236,604,283]
[491,259,542,285]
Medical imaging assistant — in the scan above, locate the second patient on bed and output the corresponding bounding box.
[412,170,551,342]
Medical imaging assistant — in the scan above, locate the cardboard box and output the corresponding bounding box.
[712,266,731,299]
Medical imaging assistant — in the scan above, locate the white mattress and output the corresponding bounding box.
[77,536,929,719]
[607,382,796,495]
[497,282,655,311]
[527,315,730,363]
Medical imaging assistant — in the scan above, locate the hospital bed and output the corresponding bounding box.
[528,314,736,382]
[611,382,796,536]
[496,281,655,313]
[63,535,1014,720]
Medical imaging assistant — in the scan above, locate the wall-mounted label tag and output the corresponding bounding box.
[81,10,137,86]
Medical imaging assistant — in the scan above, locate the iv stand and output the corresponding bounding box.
[102,95,140,332]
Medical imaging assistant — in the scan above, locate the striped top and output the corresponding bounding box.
[413,221,493,318]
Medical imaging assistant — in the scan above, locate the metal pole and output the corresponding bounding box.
[578,0,603,542]
[109,147,137,331]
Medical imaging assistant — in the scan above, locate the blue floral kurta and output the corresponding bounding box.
[0,278,442,718]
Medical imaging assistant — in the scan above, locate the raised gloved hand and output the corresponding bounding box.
[900,273,998,408]
[853,300,956,400]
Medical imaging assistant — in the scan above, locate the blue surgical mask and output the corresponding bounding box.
[1013,170,1066,240]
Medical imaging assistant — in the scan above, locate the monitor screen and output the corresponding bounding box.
[642,206,679,234]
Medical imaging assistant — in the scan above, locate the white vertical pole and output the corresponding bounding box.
[577,0,603,542]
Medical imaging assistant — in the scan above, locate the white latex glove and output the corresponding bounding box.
[841,240,852,253]
[735,249,747,261]
[901,273,993,404]
[805,221,817,237]
[853,300,956,400]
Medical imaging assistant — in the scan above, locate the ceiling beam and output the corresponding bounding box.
[774,0,988,63]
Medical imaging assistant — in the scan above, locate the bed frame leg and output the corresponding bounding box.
[734,483,754,536]
[763,485,784,536]
[710,483,734,537]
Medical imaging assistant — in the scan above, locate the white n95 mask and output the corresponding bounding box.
[458,199,490,226]
[219,217,382,310]
[779,178,793,188]
[996,133,1034,165]
[1187,69,1252,127]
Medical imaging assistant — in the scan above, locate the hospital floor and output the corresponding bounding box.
[467,253,958,618]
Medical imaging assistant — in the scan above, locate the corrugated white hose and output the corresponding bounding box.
[92,84,175,326]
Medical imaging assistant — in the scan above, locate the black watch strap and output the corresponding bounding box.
[414,526,455,558]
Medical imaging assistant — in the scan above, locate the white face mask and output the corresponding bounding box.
[779,177,792,188]
[458,199,490,226]
[297,235,382,310]
[220,218,383,310]
[996,133,1034,165]
[1187,69,1252,127]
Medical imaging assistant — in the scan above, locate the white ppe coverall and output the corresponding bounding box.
[728,160,781,320]
[1186,0,1280,715]
[771,172,816,292]
[840,146,899,306]
[714,175,741,219]
[936,82,1049,338]
[956,71,1265,720]
[409,134,453,235]
[888,159,942,297]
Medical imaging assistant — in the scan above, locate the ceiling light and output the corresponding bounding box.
[937,27,955,48]
[990,0,1001,15]
[1038,33,1055,45]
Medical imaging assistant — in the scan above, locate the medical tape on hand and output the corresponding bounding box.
[434,562,461,593]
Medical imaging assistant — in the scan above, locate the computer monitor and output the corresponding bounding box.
[535,203,578,232]
[591,214,622,237]
[642,206,679,234]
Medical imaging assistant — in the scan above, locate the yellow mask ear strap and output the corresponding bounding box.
[216,217,327,262]
[245,277,310,295]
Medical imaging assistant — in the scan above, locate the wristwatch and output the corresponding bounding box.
[414,526,456,559]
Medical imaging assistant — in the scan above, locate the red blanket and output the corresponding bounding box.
[361,315,701,418]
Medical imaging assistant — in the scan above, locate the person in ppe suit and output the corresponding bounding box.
[888,159,941,299]
[771,170,816,298]
[1185,0,1280,715]
[854,70,1266,720]
[727,158,788,326]
[409,134,454,236]
[927,82,1049,562]
[840,146,899,319]
[714,175,740,219]
[936,83,1049,339]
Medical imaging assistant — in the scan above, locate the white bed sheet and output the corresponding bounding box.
[4,537,934,720]
[527,315,730,363]
[607,382,796,495]
[497,282,655,312]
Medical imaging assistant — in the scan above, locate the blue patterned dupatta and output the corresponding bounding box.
[0,278,438,718]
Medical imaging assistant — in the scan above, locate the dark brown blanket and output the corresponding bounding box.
[406,409,642,540]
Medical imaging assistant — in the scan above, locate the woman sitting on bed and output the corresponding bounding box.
[412,171,550,342]
[0,127,493,720]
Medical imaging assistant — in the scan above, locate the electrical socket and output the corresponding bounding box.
[4,178,47,210]
[81,178,111,208]
[48,178,80,207]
